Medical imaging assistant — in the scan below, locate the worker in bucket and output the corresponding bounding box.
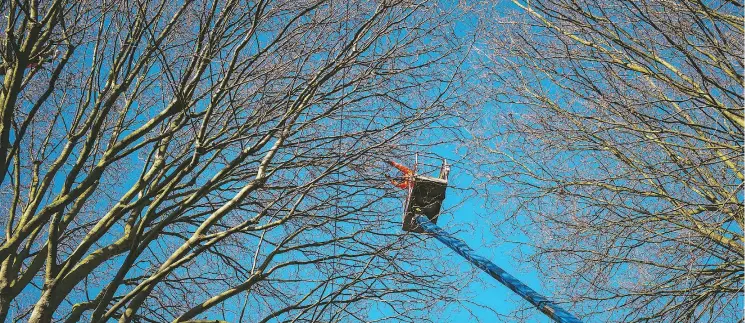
[385,160,414,189]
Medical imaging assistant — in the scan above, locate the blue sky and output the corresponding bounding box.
[383,2,566,320]
[421,3,562,320]
[4,1,740,322]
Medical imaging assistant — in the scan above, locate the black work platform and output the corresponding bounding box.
[401,162,450,233]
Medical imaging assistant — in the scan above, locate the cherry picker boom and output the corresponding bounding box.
[392,158,582,323]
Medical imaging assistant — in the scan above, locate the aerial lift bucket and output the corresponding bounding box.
[401,159,450,232]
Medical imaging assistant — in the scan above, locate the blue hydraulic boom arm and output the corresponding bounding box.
[395,157,580,322]
[415,216,583,323]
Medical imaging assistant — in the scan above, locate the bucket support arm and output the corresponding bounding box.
[415,216,582,323]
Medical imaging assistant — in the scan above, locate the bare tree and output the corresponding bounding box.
[0,0,473,322]
[469,0,743,322]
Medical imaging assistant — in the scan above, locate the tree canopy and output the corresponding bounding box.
[0,1,471,322]
[471,0,743,321]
